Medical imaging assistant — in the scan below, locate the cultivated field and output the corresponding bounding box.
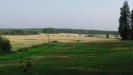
[4,33,119,51]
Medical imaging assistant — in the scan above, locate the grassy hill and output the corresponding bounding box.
[0,41,133,74]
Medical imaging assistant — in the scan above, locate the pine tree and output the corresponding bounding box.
[131,10,133,39]
[119,1,131,40]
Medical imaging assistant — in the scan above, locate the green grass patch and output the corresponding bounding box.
[0,41,133,74]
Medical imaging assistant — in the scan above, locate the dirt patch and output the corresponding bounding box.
[111,47,133,50]
[37,56,45,60]
[36,55,71,60]
[0,62,21,67]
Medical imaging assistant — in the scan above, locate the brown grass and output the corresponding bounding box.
[36,55,71,60]
[3,33,119,51]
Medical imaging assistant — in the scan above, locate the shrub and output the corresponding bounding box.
[51,40,58,43]
[106,34,109,38]
[0,36,11,53]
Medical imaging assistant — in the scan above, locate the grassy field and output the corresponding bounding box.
[4,34,118,51]
[0,40,133,74]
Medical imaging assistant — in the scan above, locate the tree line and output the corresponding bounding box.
[0,28,118,35]
[119,1,133,40]
[43,28,118,35]
[0,29,42,35]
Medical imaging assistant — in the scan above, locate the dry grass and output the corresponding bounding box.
[3,33,119,51]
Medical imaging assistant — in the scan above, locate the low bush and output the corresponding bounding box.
[51,40,58,43]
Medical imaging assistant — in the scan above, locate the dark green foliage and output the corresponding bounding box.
[131,10,133,39]
[43,28,60,34]
[43,28,118,35]
[106,33,109,38]
[119,1,131,40]
[0,28,118,35]
[0,29,42,35]
[51,40,58,43]
[0,36,11,53]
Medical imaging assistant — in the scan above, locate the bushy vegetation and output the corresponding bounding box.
[0,36,11,53]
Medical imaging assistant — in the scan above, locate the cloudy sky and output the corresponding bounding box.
[0,0,132,31]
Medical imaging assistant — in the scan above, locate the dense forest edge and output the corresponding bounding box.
[0,28,118,35]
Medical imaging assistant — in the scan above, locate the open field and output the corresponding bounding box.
[3,33,119,51]
[0,41,133,74]
[1,33,130,74]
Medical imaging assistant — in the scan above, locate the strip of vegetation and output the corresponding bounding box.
[0,28,118,35]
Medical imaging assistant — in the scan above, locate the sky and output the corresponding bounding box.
[0,0,132,31]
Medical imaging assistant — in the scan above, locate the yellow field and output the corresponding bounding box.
[3,33,119,51]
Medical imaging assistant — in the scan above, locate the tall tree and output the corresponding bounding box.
[131,10,133,39]
[119,1,131,40]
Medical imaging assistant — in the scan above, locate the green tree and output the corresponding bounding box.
[119,1,131,40]
[0,36,11,53]
[106,33,109,39]
[131,10,133,39]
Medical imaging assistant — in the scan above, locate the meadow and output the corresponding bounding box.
[1,34,132,75]
[4,34,118,51]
